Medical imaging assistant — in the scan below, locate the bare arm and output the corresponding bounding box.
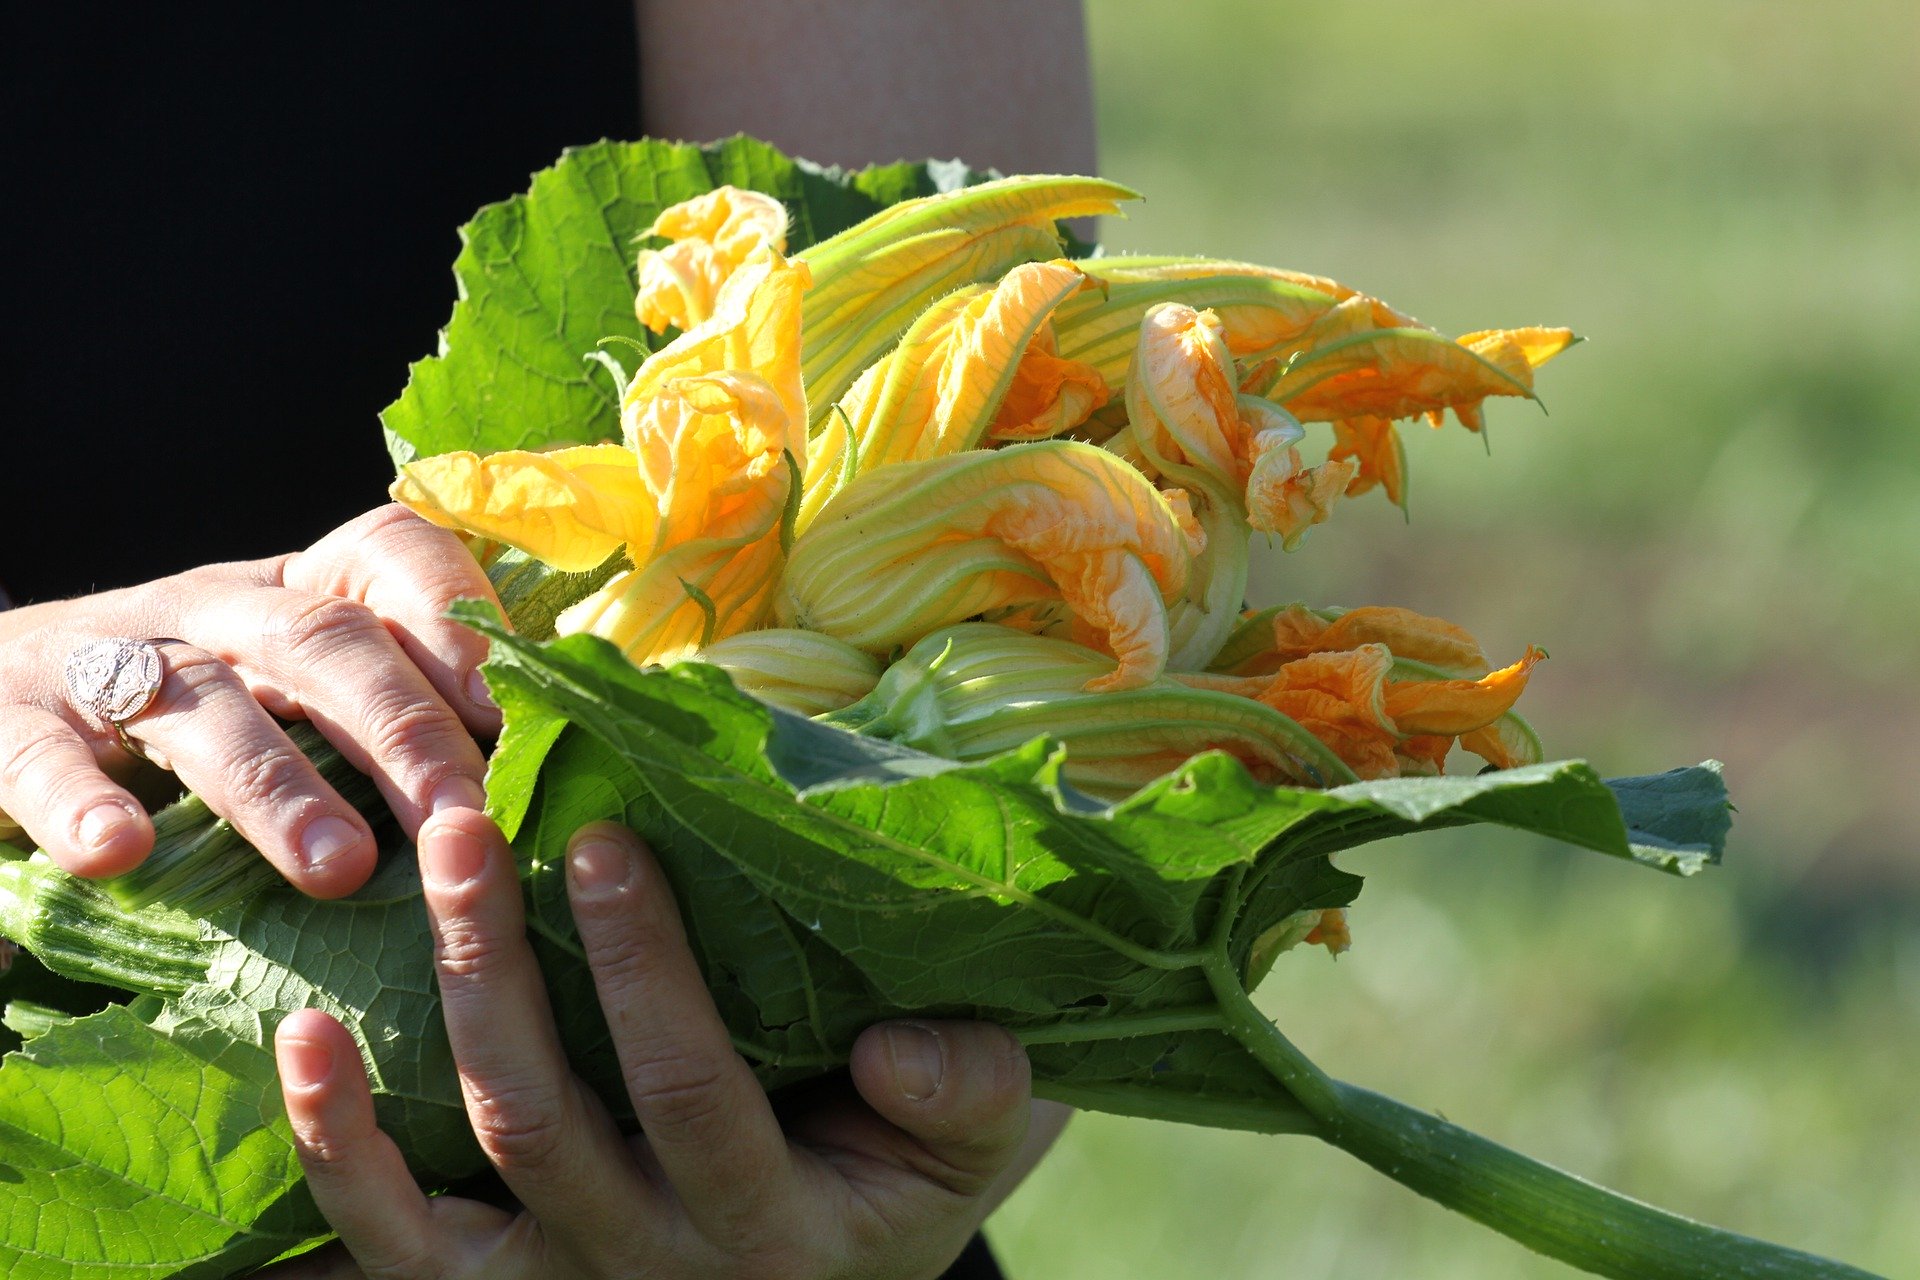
[635,0,1097,175]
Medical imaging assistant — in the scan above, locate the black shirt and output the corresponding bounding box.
[9,8,1004,1276]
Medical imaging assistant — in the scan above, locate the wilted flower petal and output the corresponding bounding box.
[1383,646,1544,737]
[1268,605,1492,678]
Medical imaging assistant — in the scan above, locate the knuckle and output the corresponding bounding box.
[0,719,66,795]
[272,595,385,663]
[431,919,506,984]
[360,687,462,762]
[159,646,239,701]
[627,1054,736,1137]
[465,1082,569,1172]
[219,743,312,813]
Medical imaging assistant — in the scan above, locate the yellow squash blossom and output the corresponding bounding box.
[623,242,811,444]
[634,186,789,333]
[796,174,1138,418]
[1124,303,1358,549]
[396,371,796,666]
[821,623,1357,796]
[799,261,1104,530]
[1057,257,1427,395]
[1259,320,1578,432]
[1187,629,1544,778]
[691,628,881,717]
[779,441,1203,692]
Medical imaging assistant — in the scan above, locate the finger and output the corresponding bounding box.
[846,1020,1034,1197]
[566,823,801,1243]
[126,643,377,897]
[0,704,152,876]
[275,1009,442,1277]
[284,505,503,736]
[190,585,489,836]
[420,809,646,1234]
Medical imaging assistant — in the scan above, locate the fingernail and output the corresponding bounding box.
[429,774,486,816]
[299,815,364,873]
[885,1023,945,1102]
[567,835,633,899]
[421,823,489,890]
[277,1033,334,1089]
[466,668,497,711]
[78,802,135,853]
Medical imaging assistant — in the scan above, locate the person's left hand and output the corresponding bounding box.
[264,810,1066,1280]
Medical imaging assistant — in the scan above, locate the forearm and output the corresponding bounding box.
[635,0,1097,175]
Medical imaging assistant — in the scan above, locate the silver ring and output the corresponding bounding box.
[64,636,175,759]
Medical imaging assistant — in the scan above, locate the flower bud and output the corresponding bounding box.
[780,441,1202,692]
[797,174,1138,418]
[798,261,1105,529]
[691,628,881,716]
[822,624,1357,796]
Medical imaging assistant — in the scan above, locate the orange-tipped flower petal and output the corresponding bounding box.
[1327,416,1408,506]
[1268,324,1578,431]
[634,186,789,333]
[779,441,1202,691]
[1383,646,1545,737]
[1272,605,1492,678]
[1248,645,1401,779]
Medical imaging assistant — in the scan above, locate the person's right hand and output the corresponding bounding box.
[0,505,502,897]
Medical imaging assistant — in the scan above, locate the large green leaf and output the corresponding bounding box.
[467,608,1730,1132]
[379,136,990,465]
[0,1004,311,1279]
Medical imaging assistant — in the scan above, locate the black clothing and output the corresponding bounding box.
[9,8,1005,1277]
[7,3,638,603]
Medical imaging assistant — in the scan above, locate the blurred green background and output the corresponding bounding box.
[990,1,1920,1276]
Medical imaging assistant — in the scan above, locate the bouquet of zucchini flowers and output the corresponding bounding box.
[0,137,1878,1279]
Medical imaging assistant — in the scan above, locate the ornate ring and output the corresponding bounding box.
[63,637,175,759]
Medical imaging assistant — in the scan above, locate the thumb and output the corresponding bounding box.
[848,1020,1033,1195]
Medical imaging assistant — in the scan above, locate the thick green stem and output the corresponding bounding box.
[104,723,387,915]
[1203,959,1881,1279]
[0,860,210,999]
[1326,1082,1883,1280]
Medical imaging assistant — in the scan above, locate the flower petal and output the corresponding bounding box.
[389,443,653,573]
[1272,605,1492,678]
[634,186,790,333]
[780,441,1200,691]
[1383,646,1545,737]
[799,175,1138,417]
[624,243,810,456]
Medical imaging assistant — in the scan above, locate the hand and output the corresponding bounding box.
[267,812,1067,1280]
[0,505,501,896]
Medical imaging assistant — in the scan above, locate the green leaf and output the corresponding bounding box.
[0,1003,312,1279]
[464,607,1732,1124]
[379,136,994,467]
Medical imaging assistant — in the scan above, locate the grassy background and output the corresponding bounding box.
[988,1,1920,1275]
